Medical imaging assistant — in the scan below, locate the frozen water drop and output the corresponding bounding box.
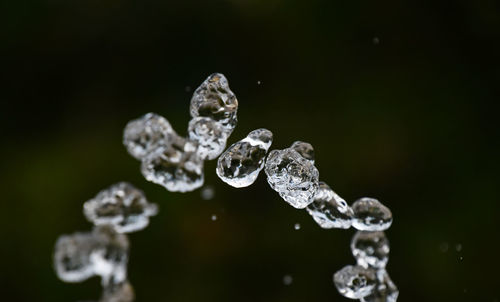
[333,265,377,299]
[352,198,393,231]
[201,185,215,200]
[265,146,319,209]
[123,113,175,160]
[100,281,135,302]
[216,129,273,188]
[306,181,353,229]
[294,223,301,230]
[290,141,315,163]
[141,135,204,192]
[283,274,293,285]
[361,270,399,302]
[351,231,389,269]
[190,73,238,133]
[188,117,229,160]
[83,182,158,233]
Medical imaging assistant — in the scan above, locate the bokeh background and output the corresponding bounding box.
[1,0,499,301]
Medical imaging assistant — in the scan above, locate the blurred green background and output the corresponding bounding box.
[1,0,499,301]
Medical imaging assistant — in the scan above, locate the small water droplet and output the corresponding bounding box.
[455,243,462,252]
[373,37,380,45]
[201,185,215,200]
[294,223,301,230]
[459,256,464,261]
[283,274,293,285]
[211,214,217,221]
[257,80,262,85]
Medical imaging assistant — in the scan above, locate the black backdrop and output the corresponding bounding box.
[1,1,499,301]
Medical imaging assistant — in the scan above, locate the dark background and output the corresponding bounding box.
[1,0,499,301]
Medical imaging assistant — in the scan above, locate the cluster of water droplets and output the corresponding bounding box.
[54,183,158,301]
[56,73,397,301]
[123,73,239,192]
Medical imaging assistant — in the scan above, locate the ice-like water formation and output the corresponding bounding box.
[290,141,315,163]
[54,231,99,283]
[83,182,158,233]
[188,117,228,160]
[141,136,204,192]
[351,231,389,269]
[361,271,399,302]
[190,73,238,133]
[216,129,273,188]
[265,146,319,209]
[100,281,135,302]
[306,181,354,229]
[89,225,129,286]
[352,198,393,231]
[54,226,129,286]
[123,113,175,160]
[333,265,377,299]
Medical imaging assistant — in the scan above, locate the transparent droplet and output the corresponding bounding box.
[361,270,399,302]
[54,231,99,283]
[100,281,135,302]
[333,265,377,299]
[352,198,393,231]
[141,136,204,192]
[211,214,217,221]
[83,182,158,233]
[351,231,390,269]
[91,226,129,287]
[306,181,353,229]
[54,226,129,287]
[283,274,293,285]
[216,129,273,188]
[201,185,215,200]
[294,223,301,230]
[290,141,315,163]
[188,117,229,160]
[123,113,175,160]
[265,147,319,209]
[190,73,238,133]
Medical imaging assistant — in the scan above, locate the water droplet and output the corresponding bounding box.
[123,113,176,160]
[217,129,273,188]
[283,274,293,285]
[265,145,319,209]
[190,73,238,133]
[201,185,215,200]
[211,214,217,221]
[373,37,380,45]
[188,117,229,160]
[306,182,353,229]
[351,231,389,269]
[257,80,262,85]
[333,265,377,299]
[294,223,301,230]
[455,243,462,252]
[141,137,204,192]
[351,198,392,231]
